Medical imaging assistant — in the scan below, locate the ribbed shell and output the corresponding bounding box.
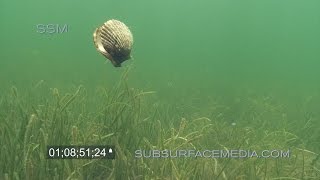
[93,19,133,67]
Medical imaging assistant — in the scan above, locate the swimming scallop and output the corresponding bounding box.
[93,19,133,67]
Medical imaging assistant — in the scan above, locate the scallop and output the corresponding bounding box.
[93,19,133,67]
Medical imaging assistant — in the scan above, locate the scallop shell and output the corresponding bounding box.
[93,19,133,67]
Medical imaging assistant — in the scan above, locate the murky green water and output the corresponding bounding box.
[1,0,320,179]
[2,0,320,91]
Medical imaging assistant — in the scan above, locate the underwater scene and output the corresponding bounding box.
[1,0,320,179]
